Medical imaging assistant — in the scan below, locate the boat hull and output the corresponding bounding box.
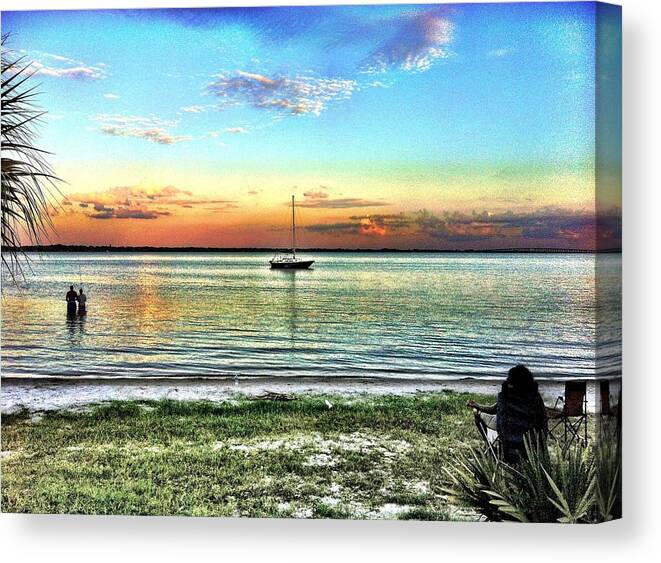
[270,260,315,270]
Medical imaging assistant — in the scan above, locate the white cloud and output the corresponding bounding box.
[26,51,109,81]
[487,47,513,58]
[32,62,107,80]
[368,80,393,89]
[93,114,190,145]
[100,126,191,145]
[103,93,120,99]
[207,71,356,117]
[94,114,174,126]
[181,105,206,113]
[224,126,248,134]
[364,11,454,74]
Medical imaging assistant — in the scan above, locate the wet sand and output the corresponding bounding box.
[1,376,620,414]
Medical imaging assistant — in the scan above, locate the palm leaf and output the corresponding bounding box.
[1,33,62,284]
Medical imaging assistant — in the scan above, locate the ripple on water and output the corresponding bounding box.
[1,252,621,380]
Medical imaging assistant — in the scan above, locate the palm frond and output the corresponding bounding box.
[1,33,62,284]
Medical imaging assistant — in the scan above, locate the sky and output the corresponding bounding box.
[2,2,621,250]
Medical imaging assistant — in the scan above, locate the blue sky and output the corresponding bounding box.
[1,3,621,249]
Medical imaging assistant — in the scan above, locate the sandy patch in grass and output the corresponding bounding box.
[213,431,412,472]
[214,431,410,455]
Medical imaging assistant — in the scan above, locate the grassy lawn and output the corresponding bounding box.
[1,392,489,520]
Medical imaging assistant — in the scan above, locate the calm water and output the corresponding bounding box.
[1,252,621,380]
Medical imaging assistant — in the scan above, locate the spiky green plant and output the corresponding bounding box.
[441,443,511,522]
[1,34,61,284]
[594,419,622,521]
[541,441,595,523]
[444,433,598,523]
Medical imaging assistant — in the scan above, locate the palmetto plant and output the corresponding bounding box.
[594,418,622,521]
[1,34,61,284]
[444,433,604,523]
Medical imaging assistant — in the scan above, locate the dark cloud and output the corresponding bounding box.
[65,185,237,221]
[118,209,170,219]
[89,208,170,220]
[305,207,622,248]
[596,209,622,248]
[306,222,362,234]
[303,189,329,199]
[296,198,389,209]
[410,208,599,242]
[306,214,409,236]
[349,213,413,229]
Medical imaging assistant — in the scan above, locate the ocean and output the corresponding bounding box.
[0,252,621,381]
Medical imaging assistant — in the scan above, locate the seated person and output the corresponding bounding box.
[468,364,548,463]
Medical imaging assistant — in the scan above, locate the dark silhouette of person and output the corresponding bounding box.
[468,364,548,463]
[66,285,78,316]
[78,287,87,315]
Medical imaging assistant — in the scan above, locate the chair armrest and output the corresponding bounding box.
[546,407,564,419]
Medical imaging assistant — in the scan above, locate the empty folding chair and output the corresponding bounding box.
[547,381,588,452]
[600,380,612,416]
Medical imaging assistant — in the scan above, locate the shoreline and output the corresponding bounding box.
[1,375,620,414]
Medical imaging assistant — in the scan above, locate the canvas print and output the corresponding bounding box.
[1,2,621,522]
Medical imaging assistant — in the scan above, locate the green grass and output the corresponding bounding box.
[1,392,489,519]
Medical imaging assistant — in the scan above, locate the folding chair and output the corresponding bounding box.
[472,409,502,460]
[600,381,612,416]
[547,381,588,452]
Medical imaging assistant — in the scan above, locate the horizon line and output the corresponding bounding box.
[10,245,622,254]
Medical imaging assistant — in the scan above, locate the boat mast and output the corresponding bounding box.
[291,194,296,257]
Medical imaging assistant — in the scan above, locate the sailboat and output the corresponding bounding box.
[270,195,315,270]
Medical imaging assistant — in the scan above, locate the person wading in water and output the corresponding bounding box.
[78,287,87,315]
[66,285,78,316]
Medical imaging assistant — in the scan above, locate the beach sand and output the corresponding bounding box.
[1,376,620,414]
